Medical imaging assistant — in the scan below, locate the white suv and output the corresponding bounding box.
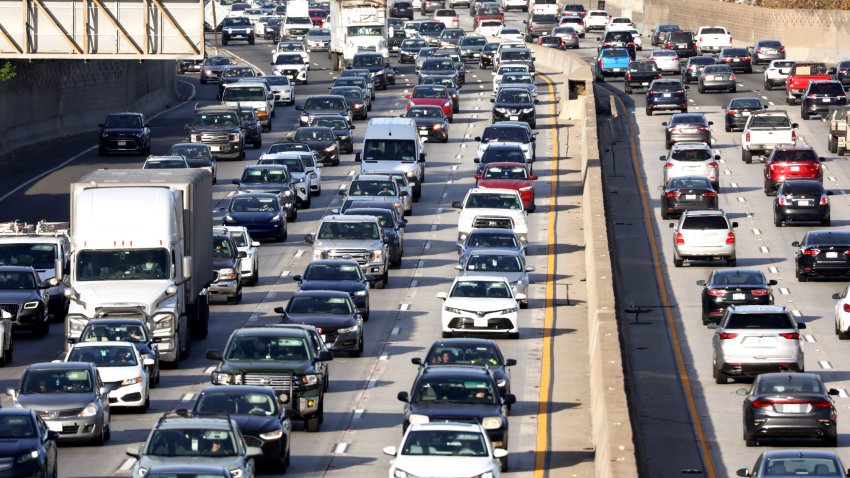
[660,142,720,190]
[710,305,805,384]
[452,188,528,247]
[669,210,737,267]
[437,276,524,339]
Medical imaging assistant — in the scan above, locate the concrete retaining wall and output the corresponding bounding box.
[525,42,639,478]
[0,60,179,157]
[606,0,850,63]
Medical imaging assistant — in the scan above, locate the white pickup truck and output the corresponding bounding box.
[696,26,732,55]
[452,188,529,247]
[741,110,799,163]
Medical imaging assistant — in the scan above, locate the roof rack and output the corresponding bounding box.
[0,220,69,237]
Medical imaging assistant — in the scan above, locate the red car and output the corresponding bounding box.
[474,162,538,211]
[763,146,823,196]
[405,85,454,121]
[474,6,505,26]
[309,8,328,26]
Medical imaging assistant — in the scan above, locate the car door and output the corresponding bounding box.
[96,370,111,423]
[306,329,330,385]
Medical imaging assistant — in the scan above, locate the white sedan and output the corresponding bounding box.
[834,284,850,338]
[497,27,524,43]
[649,49,681,74]
[64,341,153,411]
[492,63,532,91]
[475,20,504,37]
[437,276,524,339]
[222,225,260,286]
[383,422,507,478]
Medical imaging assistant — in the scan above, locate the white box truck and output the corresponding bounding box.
[328,0,388,71]
[66,169,214,365]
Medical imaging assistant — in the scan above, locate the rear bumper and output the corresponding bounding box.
[718,360,802,376]
[776,205,829,221]
[748,418,835,440]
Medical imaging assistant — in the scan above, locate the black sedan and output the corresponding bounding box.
[223,193,289,241]
[239,108,263,149]
[275,290,364,357]
[413,338,516,398]
[418,58,461,85]
[474,143,529,176]
[718,47,753,73]
[329,86,368,120]
[660,176,718,220]
[793,230,850,281]
[292,127,340,165]
[491,88,538,129]
[662,113,713,148]
[681,56,716,84]
[312,115,355,153]
[774,179,832,227]
[835,59,850,87]
[0,266,49,337]
[399,38,428,63]
[697,269,776,325]
[479,42,499,69]
[168,142,217,183]
[741,373,839,447]
[722,97,766,132]
[403,105,449,143]
[737,450,848,477]
[192,386,292,472]
[293,260,371,319]
[97,112,151,156]
[0,409,58,477]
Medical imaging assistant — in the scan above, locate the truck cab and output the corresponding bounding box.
[305,215,390,289]
[220,83,275,132]
[188,105,247,160]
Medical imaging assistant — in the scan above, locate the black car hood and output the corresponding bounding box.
[494,101,535,109]
[460,45,485,52]
[213,257,239,269]
[0,290,41,304]
[231,414,280,435]
[191,125,240,133]
[302,139,336,150]
[410,402,502,420]
[410,117,444,127]
[305,109,347,117]
[420,68,457,77]
[0,438,38,457]
[401,46,424,53]
[285,314,357,330]
[221,360,314,375]
[298,280,365,293]
[359,65,384,73]
[102,127,144,135]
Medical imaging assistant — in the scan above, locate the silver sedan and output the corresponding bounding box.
[552,26,580,49]
[456,248,534,308]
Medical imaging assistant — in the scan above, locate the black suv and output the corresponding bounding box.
[0,266,49,337]
[598,30,636,59]
[206,326,333,432]
[189,105,246,160]
[220,16,255,46]
[390,0,414,20]
[479,42,499,69]
[665,31,697,58]
[793,230,850,281]
[209,229,244,304]
[98,112,151,156]
[698,270,776,324]
[397,365,515,454]
[801,80,847,120]
[523,14,559,42]
[491,87,538,128]
[722,97,766,132]
[293,260,372,318]
[351,53,394,89]
[774,179,832,227]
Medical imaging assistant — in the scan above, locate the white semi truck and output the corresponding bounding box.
[328,0,388,71]
[65,169,214,366]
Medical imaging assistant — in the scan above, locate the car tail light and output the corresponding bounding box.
[707,289,727,297]
[698,36,702,43]
[791,129,796,142]
[755,49,763,54]
[779,47,785,53]
[728,109,737,116]
[802,248,820,255]
[779,332,800,340]
[820,195,829,205]
[708,161,718,168]
[703,192,717,197]
[807,93,817,98]
[666,191,680,198]
[658,74,663,79]
[719,332,738,340]
[811,400,831,408]
[843,303,850,313]
[665,162,674,169]
[675,233,684,245]
[742,57,751,61]
[745,131,750,142]
[778,196,786,205]
[687,65,694,71]
[676,90,685,95]
[529,24,534,30]
[696,126,710,132]
[730,73,736,81]
[752,399,773,408]
[726,232,735,244]
[627,74,632,81]
[750,289,770,296]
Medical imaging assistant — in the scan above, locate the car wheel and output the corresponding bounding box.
[745,434,758,447]
[645,107,652,116]
[829,135,837,153]
[725,122,731,133]
[673,258,683,267]
[774,211,784,227]
[441,330,453,338]
[302,194,312,209]
[36,318,49,338]
[500,455,509,472]
[714,367,726,384]
[98,146,109,156]
[796,267,809,282]
[305,414,321,432]
[742,149,753,164]
[698,84,705,94]
[822,214,831,226]
[289,207,298,221]
[624,84,632,94]
[727,257,736,267]
[350,337,364,357]
[94,424,107,446]
[801,107,810,120]
[824,435,838,447]
[227,287,242,305]
[839,145,847,156]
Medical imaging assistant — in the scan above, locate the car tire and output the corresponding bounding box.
[745,434,758,447]
[796,267,809,282]
[351,337,364,357]
[727,257,736,267]
[289,207,298,221]
[786,96,795,105]
[673,258,683,267]
[681,108,688,113]
[35,318,49,338]
[725,122,731,133]
[801,107,810,120]
[824,435,838,447]
[94,424,107,446]
[227,287,242,305]
[305,414,321,432]
[698,84,705,94]
[774,211,784,227]
[742,149,753,164]
[714,366,726,384]
[829,135,837,153]
[276,226,287,243]
[254,139,262,149]
[822,215,831,226]
[441,330,453,338]
[839,145,847,156]
[98,146,109,156]
[302,194,312,209]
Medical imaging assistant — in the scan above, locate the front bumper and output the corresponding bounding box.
[209,279,239,298]
[41,414,105,442]
[10,308,47,332]
[272,89,293,104]
[324,329,362,352]
[205,141,243,159]
[100,138,145,153]
[441,310,519,334]
[108,380,147,408]
[492,109,535,124]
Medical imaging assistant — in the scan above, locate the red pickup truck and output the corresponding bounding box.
[786,62,835,105]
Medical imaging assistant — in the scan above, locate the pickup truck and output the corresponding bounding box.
[624,60,662,94]
[827,106,850,156]
[785,62,834,105]
[593,48,631,82]
[740,110,798,164]
[695,26,732,55]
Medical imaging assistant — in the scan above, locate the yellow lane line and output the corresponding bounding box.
[608,90,718,478]
[534,71,559,478]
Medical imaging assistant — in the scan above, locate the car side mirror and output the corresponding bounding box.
[304,233,315,243]
[411,357,422,365]
[397,391,410,402]
[658,155,666,161]
[404,94,411,99]
[474,136,482,142]
[354,152,362,162]
[206,349,222,360]
[126,444,142,459]
[490,98,495,103]
[274,306,285,315]
[292,275,302,282]
[827,191,835,195]
[714,154,720,160]
[829,67,836,75]
[661,122,668,126]
[791,241,800,247]
[502,394,516,405]
[98,123,105,128]
[791,123,799,128]
[473,158,480,163]
[736,469,751,477]
[151,337,163,343]
[708,121,714,126]
[237,251,247,258]
[436,291,448,300]
[668,223,675,229]
[316,350,334,361]
[829,388,841,396]
[696,280,706,286]
[338,189,347,196]
[534,99,539,104]
[399,191,408,197]
[383,446,398,456]
[451,201,463,209]
[833,293,843,300]
[731,221,738,228]
[420,153,426,162]
[797,323,806,329]
[295,105,303,111]
[231,178,240,185]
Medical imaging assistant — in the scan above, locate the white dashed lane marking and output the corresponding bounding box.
[820,360,833,370]
[804,335,816,343]
[760,246,769,253]
[779,287,790,295]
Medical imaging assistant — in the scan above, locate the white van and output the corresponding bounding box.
[529,0,559,15]
[355,118,426,200]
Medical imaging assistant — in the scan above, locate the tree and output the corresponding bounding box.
[0,61,16,81]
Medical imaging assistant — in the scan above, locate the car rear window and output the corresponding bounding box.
[749,114,791,128]
[681,216,729,230]
[759,40,782,49]
[690,57,716,66]
[780,180,823,195]
[652,82,683,92]
[792,63,829,75]
[730,99,763,109]
[809,82,845,95]
[771,149,818,162]
[532,14,559,22]
[724,313,794,330]
[724,48,748,56]
[670,148,711,161]
[669,32,693,43]
[604,49,630,58]
[700,27,726,34]
[806,231,850,245]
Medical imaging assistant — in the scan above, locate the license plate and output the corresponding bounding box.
[663,93,671,97]
[210,145,221,152]
[642,82,649,85]
[509,115,519,121]
[46,421,62,432]
[117,141,127,146]
[733,58,740,62]
[798,200,812,206]
[474,317,488,327]
[742,111,751,116]
[685,194,696,200]
[781,403,802,413]
[683,128,696,134]
[823,98,832,102]
[678,44,686,48]
[612,68,622,72]
[419,131,429,136]
[474,53,480,57]
[713,75,723,81]
[391,46,399,50]
[790,166,800,171]
[827,252,839,258]
[733,293,746,301]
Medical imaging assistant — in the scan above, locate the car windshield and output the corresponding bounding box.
[145,429,239,457]
[331,87,363,99]
[347,25,383,36]
[407,107,443,118]
[226,17,250,26]
[225,335,310,361]
[349,180,398,196]
[0,415,36,439]
[503,74,533,84]
[21,369,93,394]
[350,209,396,228]
[465,193,522,209]
[401,430,489,456]
[725,313,794,329]
[81,324,147,343]
[241,168,289,184]
[501,50,531,61]
[212,237,235,259]
[276,43,304,52]
[606,32,632,42]
[205,57,232,66]
[760,457,842,476]
[427,344,502,365]
[304,264,360,281]
[553,27,576,34]
[294,129,335,141]
[483,165,529,180]
[414,376,497,404]
[652,50,676,57]
[774,60,795,68]
[308,28,331,37]
[274,54,304,64]
[460,37,486,46]
[169,144,211,160]
[772,149,818,162]
[413,86,448,98]
[229,196,279,214]
[482,148,525,163]
[0,243,58,270]
[670,148,711,161]
[482,127,526,142]
[353,55,385,67]
[229,231,248,247]
[710,271,765,287]
[403,39,428,48]
[259,156,304,172]
[496,90,532,103]
[193,112,238,127]
[466,254,522,272]
[419,22,444,33]
[422,59,455,70]
[450,279,511,298]
[363,139,417,162]
[68,345,137,367]
[222,68,255,78]
[76,249,170,281]
[105,114,142,128]
[195,392,277,418]
[304,98,347,110]
[288,295,354,314]
[145,159,186,169]
[723,48,748,57]
[442,30,463,39]
[313,117,348,129]
[317,221,380,240]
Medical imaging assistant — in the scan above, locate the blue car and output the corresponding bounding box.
[594,48,631,82]
[223,193,288,242]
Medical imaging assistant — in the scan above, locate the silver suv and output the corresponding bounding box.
[305,215,390,288]
[660,142,720,190]
[710,305,806,384]
[669,210,737,267]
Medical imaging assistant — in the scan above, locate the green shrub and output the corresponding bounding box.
[0,60,15,81]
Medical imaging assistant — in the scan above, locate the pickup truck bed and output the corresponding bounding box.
[741,111,798,163]
[785,62,832,104]
[624,61,662,94]
[594,48,631,82]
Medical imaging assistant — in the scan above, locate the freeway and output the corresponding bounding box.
[0,6,596,478]
[583,7,850,478]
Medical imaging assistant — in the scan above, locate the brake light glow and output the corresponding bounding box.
[752,399,773,408]
[665,162,674,169]
[791,129,796,142]
[778,197,786,206]
[820,195,829,205]
[811,400,831,408]
[730,73,736,81]
[779,332,800,340]
[708,161,718,168]
[703,192,717,197]
[666,191,680,198]
[728,109,737,116]
[750,289,770,296]
[844,303,850,313]
[802,248,820,255]
[726,232,735,244]
[746,131,750,142]
[719,332,738,340]
[707,289,726,297]
[675,233,684,245]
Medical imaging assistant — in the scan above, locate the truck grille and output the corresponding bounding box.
[328,249,370,265]
[201,132,230,143]
[473,216,513,229]
[289,28,309,35]
[0,304,19,317]
[242,372,299,391]
[358,45,377,52]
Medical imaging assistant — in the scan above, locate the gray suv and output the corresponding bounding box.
[710,305,806,384]
[305,215,389,288]
[669,210,737,267]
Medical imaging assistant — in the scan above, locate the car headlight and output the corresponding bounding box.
[309,172,318,179]
[229,469,244,478]
[408,413,430,425]
[371,250,383,261]
[78,402,98,417]
[121,376,144,386]
[138,467,149,477]
[474,472,495,478]
[354,290,368,296]
[301,114,310,122]
[393,469,415,478]
[498,306,518,314]
[224,214,236,223]
[212,371,236,385]
[153,317,172,331]
[522,108,534,113]
[353,103,364,108]
[190,133,202,142]
[445,306,463,314]
[324,144,337,152]
[219,268,237,281]
[482,416,503,430]
[338,135,350,140]
[495,107,507,113]
[257,107,267,112]
[443,101,451,107]
[496,378,507,387]
[375,70,384,75]
[283,189,293,196]
[16,450,39,463]
[23,301,40,309]
[299,374,319,386]
[405,171,416,178]
[271,214,282,222]
[338,324,360,334]
[432,123,443,130]
[259,429,284,441]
